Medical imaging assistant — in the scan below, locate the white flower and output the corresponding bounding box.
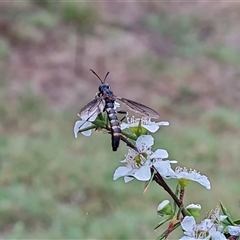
[210,230,227,240]
[73,113,98,138]
[74,101,121,138]
[113,135,176,182]
[74,120,92,137]
[180,216,212,240]
[180,216,226,240]
[150,150,177,178]
[175,166,211,190]
[113,135,153,182]
[121,116,169,133]
[228,226,240,236]
[208,205,227,227]
[205,206,228,238]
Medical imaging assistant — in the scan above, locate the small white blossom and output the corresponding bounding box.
[74,120,92,138]
[180,206,229,240]
[208,205,227,228]
[74,102,120,138]
[228,225,240,236]
[113,135,153,182]
[180,216,226,240]
[121,116,169,132]
[73,113,98,138]
[175,166,211,189]
[113,135,176,182]
[180,216,212,240]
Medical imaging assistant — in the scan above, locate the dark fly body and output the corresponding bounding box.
[78,70,159,151]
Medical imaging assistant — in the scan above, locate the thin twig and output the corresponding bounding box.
[119,133,187,217]
[153,167,187,217]
[105,127,188,217]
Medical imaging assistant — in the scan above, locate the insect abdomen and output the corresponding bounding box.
[105,102,121,151]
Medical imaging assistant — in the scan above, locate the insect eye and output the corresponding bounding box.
[107,85,111,89]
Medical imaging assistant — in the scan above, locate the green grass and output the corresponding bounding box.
[60,2,99,33]
[144,12,240,65]
[1,2,240,239]
[0,86,239,239]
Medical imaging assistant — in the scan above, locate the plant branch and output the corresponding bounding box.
[152,167,187,217]
[106,128,188,217]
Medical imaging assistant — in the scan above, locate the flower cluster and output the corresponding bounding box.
[121,116,169,133]
[73,104,238,240]
[113,135,177,182]
[180,205,240,240]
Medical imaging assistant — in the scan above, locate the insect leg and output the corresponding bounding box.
[117,110,128,122]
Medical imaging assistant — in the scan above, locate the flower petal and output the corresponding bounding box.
[158,121,169,126]
[120,159,127,163]
[113,166,132,180]
[196,175,211,190]
[181,216,196,234]
[74,121,82,138]
[153,161,176,178]
[133,164,151,181]
[175,167,211,190]
[198,219,213,232]
[228,226,240,237]
[143,124,159,133]
[136,135,154,152]
[150,149,169,159]
[124,176,134,183]
[120,122,128,130]
[74,120,92,138]
[81,129,92,137]
[210,230,227,240]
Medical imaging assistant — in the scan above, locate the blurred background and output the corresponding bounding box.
[0,1,240,239]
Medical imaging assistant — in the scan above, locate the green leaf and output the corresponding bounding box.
[156,222,181,240]
[173,184,180,213]
[154,215,173,230]
[77,125,96,133]
[121,131,138,141]
[219,201,235,225]
[93,119,107,128]
[233,219,240,225]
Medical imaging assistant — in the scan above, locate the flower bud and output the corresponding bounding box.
[157,200,173,216]
[186,203,201,218]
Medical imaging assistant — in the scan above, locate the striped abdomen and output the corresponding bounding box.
[105,101,121,151]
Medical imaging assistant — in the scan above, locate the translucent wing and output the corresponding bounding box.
[79,97,105,120]
[117,97,159,119]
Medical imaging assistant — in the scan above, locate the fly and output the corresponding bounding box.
[78,69,160,151]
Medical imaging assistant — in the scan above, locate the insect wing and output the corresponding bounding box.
[75,97,105,136]
[117,97,159,119]
[79,97,105,121]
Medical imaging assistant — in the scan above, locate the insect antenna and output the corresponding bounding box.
[103,71,110,83]
[90,69,104,84]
